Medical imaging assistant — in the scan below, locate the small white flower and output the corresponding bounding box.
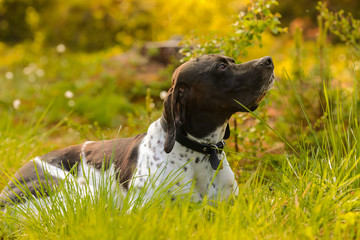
[56,44,66,53]
[23,67,31,75]
[23,63,37,75]
[160,91,168,100]
[13,99,21,110]
[150,103,155,109]
[36,69,45,77]
[65,90,74,99]
[68,100,75,107]
[5,72,14,80]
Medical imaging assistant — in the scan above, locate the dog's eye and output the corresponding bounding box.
[218,63,227,70]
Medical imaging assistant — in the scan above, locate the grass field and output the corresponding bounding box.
[1,35,360,239]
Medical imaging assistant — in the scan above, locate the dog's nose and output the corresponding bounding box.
[259,56,274,69]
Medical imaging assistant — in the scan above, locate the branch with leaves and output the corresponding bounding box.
[180,0,287,62]
[317,1,360,57]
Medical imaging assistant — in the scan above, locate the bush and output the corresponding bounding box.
[0,0,243,51]
[180,0,287,61]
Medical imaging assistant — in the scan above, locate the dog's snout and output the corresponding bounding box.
[259,56,274,68]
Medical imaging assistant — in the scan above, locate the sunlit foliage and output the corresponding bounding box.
[1,0,360,239]
[0,0,244,51]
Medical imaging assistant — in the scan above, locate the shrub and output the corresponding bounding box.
[180,0,287,61]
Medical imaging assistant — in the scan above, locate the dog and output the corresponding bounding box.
[0,54,274,207]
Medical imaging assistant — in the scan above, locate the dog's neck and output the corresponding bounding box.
[159,115,229,145]
[186,122,228,145]
[183,110,232,141]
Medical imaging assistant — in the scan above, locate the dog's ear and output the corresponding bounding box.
[163,69,188,153]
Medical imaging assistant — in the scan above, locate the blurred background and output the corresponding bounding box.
[0,0,359,180]
[2,2,360,237]
[1,0,360,50]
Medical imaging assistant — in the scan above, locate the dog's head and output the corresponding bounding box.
[163,54,274,153]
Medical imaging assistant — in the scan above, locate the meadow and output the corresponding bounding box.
[0,0,360,239]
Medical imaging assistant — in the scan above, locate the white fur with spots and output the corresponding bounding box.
[132,118,239,202]
[2,119,238,212]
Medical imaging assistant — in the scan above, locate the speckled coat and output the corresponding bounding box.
[0,54,275,207]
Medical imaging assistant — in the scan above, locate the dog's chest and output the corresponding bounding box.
[132,119,235,200]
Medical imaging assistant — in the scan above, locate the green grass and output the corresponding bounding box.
[0,43,170,130]
[1,70,360,239]
[1,39,360,239]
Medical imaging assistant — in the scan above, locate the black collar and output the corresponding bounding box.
[160,117,230,170]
